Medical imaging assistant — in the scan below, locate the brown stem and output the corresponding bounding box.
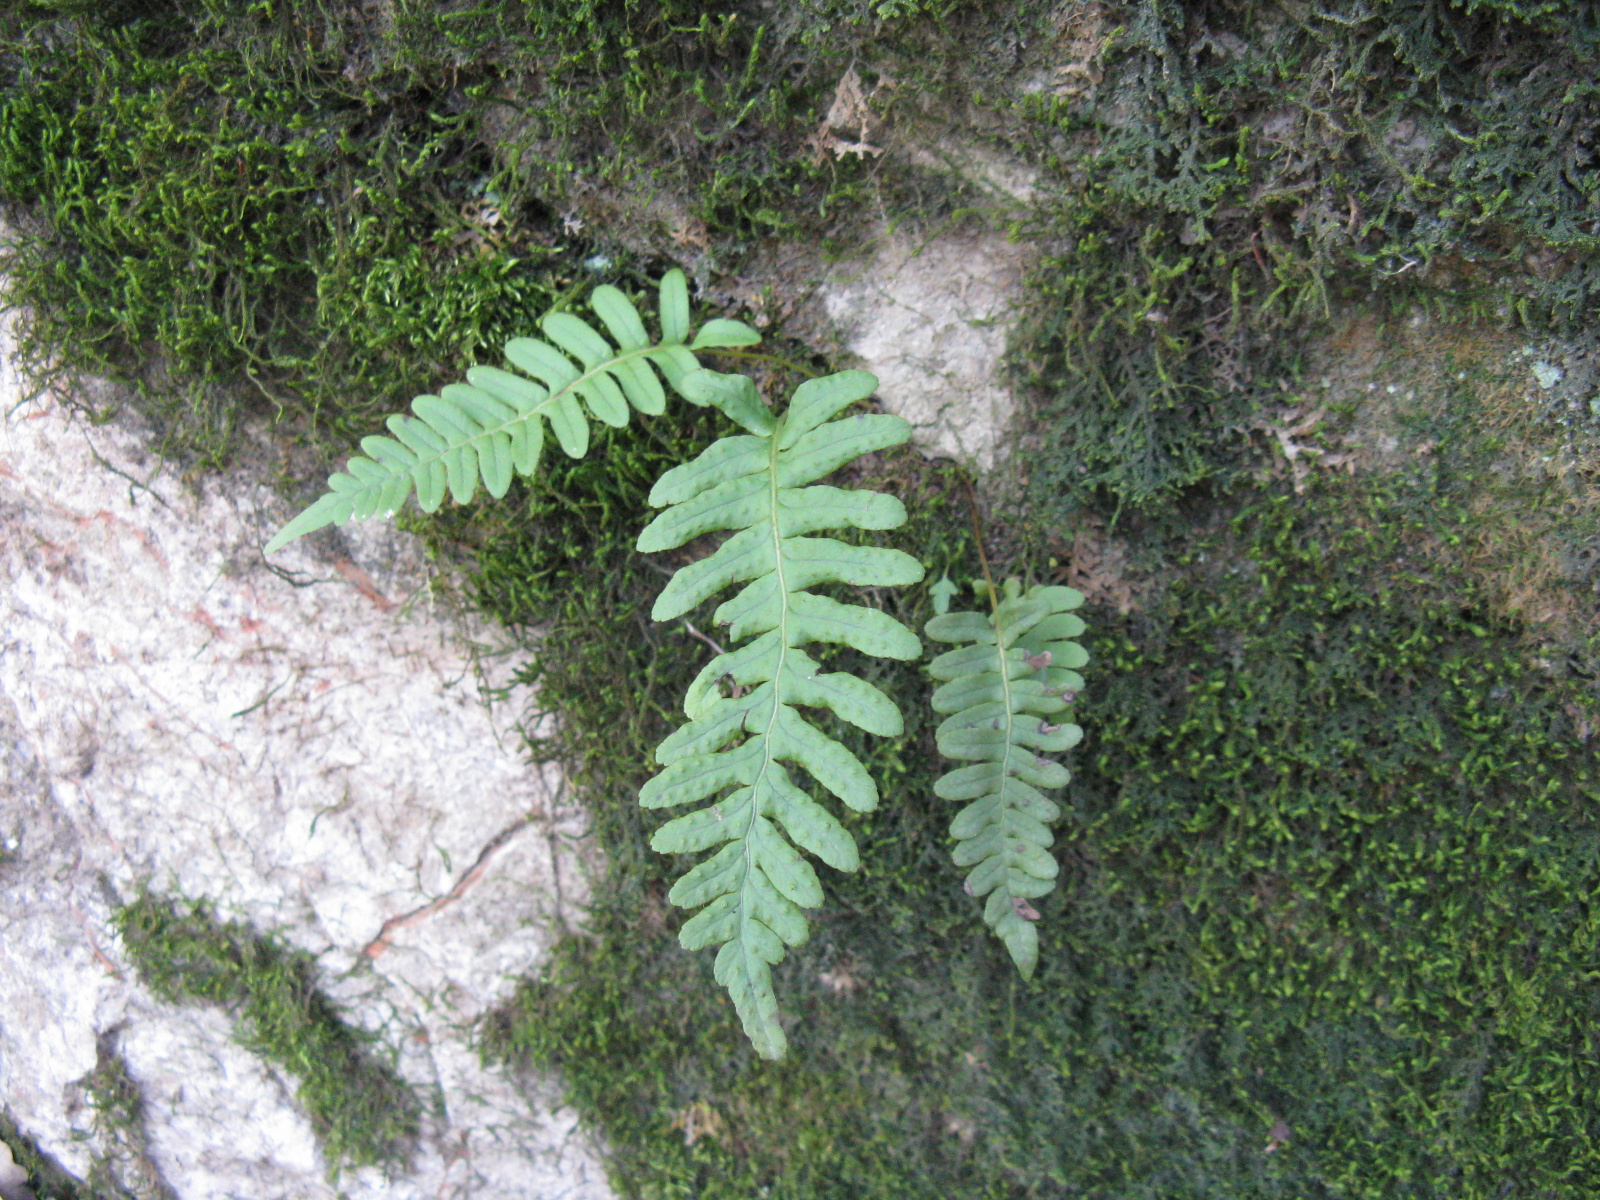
[706,348,822,379]
[680,620,728,656]
[962,474,997,611]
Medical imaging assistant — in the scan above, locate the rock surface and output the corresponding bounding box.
[818,227,1032,471]
[0,307,613,1198]
[0,1139,31,1200]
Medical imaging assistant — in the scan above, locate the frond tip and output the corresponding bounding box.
[263,271,759,553]
[638,369,925,1059]
[926,578,1088,979]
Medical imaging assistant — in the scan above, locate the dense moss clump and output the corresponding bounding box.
[0,0,939,463]
[113,893,422,1175]
[1010,0,1600,519]
[0,1,563,461]
[473,404,1600,1196]
[0,1109,111,1200]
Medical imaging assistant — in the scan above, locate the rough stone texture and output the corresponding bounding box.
[818,226,1033,471]
[0,1140,30,1200]
[0,306,613,1199]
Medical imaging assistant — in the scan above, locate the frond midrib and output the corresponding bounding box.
[731,419,793,974]
[349,340,676,498]
[989,624,1023,899]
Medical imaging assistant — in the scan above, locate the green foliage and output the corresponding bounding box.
[8,0,1600,1191]
[926,578,1087,977]
[0,0,1009,466]
[113,892,421,1176]
[478,451,1600,1197]
[270,271,933,1060]
[1016,0,1600,519]
[0,5,760,461]
[475,438,993,1195]
[638,369,925,1057]
[0,0,575,461]
[263,272,758,551]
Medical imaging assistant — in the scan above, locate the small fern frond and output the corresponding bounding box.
[264,271,760,552]
[636,369,925,1059]
[925,578,1088,979]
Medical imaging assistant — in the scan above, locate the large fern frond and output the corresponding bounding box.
[636,369,925,1059]
[264,271,759,552]
[925,578,1088,978]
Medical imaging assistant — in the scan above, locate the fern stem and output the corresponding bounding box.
[706,348,823,379]
[726,416,798,1049]
[990,625,1028,922]
[962,474,998,612]
[458,341,667,461]
[679,620,728,656]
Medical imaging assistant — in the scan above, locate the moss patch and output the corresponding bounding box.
[475,418,1600,1196]
[113,892,422,1177]
[459,272,1600,1200]
[1005,0,1600,521]
[0,0,1020,466]
[73,1032,177,1200]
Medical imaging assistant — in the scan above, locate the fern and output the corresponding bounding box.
[636,368,925,1059]
[925,578,1087,978]
[261,272,948,1060]
[263,271,759,552]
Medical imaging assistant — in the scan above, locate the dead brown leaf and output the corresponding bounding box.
[669,1100,728,1148]
[1251,405,1354,492]
[1061,521,1138,615]
[806,67,886,164]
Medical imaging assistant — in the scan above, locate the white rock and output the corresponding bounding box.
[1532,360,1563,389]
[820,227,1032,471]
[0,1139,32,1200]
[0,302,613,1199]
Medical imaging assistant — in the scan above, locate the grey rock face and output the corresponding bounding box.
[0,309,613,1199]
[819,227,1032,471]
[0,1138,35,1200]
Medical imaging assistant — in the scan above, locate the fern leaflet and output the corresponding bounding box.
[264,271,759,552]
[637,369,925,1059]
[926,578,1088,978]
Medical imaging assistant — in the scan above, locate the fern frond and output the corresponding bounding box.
[925,578,1088,979]
[264,272,760,552]
[636,369,925,1059]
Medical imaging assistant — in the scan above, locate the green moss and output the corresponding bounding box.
[0,0,1021,467]
[450,315,1600,1195]
[0,1036,172,1200]
[113,892,422,1177]
[0,1,580,464]
[1011,0,1600,520]
[1077,483,1598,1191]
[5,2,1600,1195]
[77,1034,177,1200]
[467,401,994,1197]
[472,431,1599,1195]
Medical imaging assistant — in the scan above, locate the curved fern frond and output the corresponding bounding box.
[264,271,760,552]
[636,369,925,1059]
[925,578,1088,979]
